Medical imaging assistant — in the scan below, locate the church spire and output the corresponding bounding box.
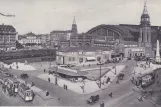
[143,1,148,14]
[72,16,77,34]
[73,16,76,24]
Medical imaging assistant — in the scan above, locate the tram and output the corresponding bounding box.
[0,75,8,85]
[18,83,34,101]
[6,78,19,93]
[140,72,155,88]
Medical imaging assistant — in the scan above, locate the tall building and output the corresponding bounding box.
[139,2,152,57]
[0,24,17,50]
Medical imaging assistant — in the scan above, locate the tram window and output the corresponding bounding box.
[26,92,29,96]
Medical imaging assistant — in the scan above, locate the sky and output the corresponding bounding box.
[0,0,161,35]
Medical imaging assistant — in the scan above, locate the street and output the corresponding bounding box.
[0,60,159,107]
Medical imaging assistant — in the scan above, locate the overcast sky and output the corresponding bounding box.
[0,0,161,34]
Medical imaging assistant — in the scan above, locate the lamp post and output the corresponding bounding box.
[98,61,103,88]
[115,61,117,75]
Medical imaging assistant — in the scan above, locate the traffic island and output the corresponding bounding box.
[37,65,125,94]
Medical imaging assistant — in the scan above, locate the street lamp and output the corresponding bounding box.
[114,58,117,75]
[98,61,104,88]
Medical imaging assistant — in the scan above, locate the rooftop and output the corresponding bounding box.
[0,24,16,32]
[19,83,30,91]
[49,67,88,77]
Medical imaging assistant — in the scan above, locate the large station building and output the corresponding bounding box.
[57,2,161,65]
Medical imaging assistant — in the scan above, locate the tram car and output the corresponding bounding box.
[6,78,19,93]
[0,75,7,85]
[140,72,155,88]
[18,83,34,101]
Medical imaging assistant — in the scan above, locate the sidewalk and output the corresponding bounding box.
[37,65,125,94]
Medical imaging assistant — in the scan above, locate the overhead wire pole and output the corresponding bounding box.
[49,34,52,69]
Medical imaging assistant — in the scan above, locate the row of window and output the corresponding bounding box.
[69,57,75,61]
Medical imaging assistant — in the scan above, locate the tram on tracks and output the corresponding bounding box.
[0,71,34,101]
[6,78,19,93]
[138,72,155,88]
[18,83,34,101]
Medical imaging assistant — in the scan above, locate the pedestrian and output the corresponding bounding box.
[100,101,104,107]
[132,77,134,80]
[157,81,159,86]
[44,69,46,73]
[25,81,27,85]
[48,78,50,82]
[55,78,58,85]
[66,85,68,90]
[116,79,119,84]
[63,84,65,89]
[46,90,49,96]
[109,92,112,97]
[31,82,34,87]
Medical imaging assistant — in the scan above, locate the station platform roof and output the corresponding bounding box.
[49,67,88,77]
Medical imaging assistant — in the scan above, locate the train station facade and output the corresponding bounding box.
[61,2,161,59]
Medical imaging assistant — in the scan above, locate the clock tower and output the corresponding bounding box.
[139,1,152,57]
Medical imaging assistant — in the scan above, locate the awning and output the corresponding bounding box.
[86,57,96,61]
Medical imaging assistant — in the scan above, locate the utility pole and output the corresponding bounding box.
[98,61,103,88]
[115,58,117,75]
[49,35,52,69]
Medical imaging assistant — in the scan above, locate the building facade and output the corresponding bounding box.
[50,17,78,48]
[70,33,93,47]
[18,32,50,49]
[56,47,112,66]
[84,2,158,58]
[0,24,17,50]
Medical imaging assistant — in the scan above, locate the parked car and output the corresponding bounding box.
[105,60,111,64]
[87,95,100,105]
[20,73,29,79]
[67,64,75,67]
[117,73,125,80]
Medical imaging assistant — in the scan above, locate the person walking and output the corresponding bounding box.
[44,69,46,73]
[55,77,58,85]
[109,92,113,98]
[66,85,68,90]
[48,78,50,82]
[63,84,65,89]
[46,90,49,96]
[100,101,104,107]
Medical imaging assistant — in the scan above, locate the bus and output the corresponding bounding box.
[18,83,34,101]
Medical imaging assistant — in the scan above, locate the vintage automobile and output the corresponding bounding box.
[117,73,125,80]
[87,95,100,105]
[20,73,29,79]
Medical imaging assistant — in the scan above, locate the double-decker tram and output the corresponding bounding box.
[18,83,34,101]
